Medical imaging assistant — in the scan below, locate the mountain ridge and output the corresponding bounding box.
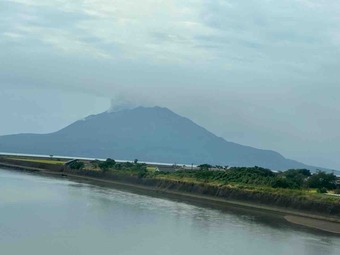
[0,106,331,171]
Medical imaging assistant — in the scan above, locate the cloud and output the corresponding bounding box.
[1,0,340,169]
[2,0,216,62]
[2,0,340,90]
[1,32,24,40]
[199,0,340,76]
[3,0,340,69]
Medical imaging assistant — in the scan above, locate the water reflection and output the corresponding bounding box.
[0,168,339,255]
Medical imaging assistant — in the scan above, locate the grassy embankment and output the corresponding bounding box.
[75,160,340,206]
[153,172,339,204]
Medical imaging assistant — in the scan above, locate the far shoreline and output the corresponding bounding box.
[0,162,340,235]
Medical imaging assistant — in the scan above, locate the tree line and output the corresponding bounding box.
[69,159,338,192]
[170,166,338,192]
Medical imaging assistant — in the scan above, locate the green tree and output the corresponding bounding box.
[98,158,116,172]
[306,171,336,190]
[106,158,116,167]
[114,163,122,170]
[271,177,297,189]
[198,164,212,171]
[282,169,311,188]
[317,187,328,193]
[69,161,85,170]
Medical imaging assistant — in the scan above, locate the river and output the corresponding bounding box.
[0,168,339,255]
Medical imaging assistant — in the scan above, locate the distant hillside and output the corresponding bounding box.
[0,106,332,171]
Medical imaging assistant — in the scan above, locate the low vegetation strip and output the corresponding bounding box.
[4,157,66,165]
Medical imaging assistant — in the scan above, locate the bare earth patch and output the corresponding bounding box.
[285,215,340,234]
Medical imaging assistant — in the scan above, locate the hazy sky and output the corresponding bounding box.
[1,0,340,169]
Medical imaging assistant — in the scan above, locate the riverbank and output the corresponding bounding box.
[0,160,339,235]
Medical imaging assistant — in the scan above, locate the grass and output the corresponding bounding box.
[146,166,157,172]
[5,157,66,165]
[143,171,340,204]
[106,168,339,204]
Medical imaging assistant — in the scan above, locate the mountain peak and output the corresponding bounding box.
[0,106,314,170]
[106,105,172,114]
[131,105,172,112]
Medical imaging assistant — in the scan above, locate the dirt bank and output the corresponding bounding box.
[285,215,340,234]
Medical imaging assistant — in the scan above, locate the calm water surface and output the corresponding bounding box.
[0,168,339,255]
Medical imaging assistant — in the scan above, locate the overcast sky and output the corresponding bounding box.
[1,0,340,169]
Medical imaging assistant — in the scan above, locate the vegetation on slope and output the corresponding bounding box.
[1,156,338,212]
[75,159,339,202]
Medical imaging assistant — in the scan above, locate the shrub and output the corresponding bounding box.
[69,161,84,170]
[271,177,299,189]
[317,187,327,193]
[138,169,147,178]
[98,158,116,172]
[198,164,212,171]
